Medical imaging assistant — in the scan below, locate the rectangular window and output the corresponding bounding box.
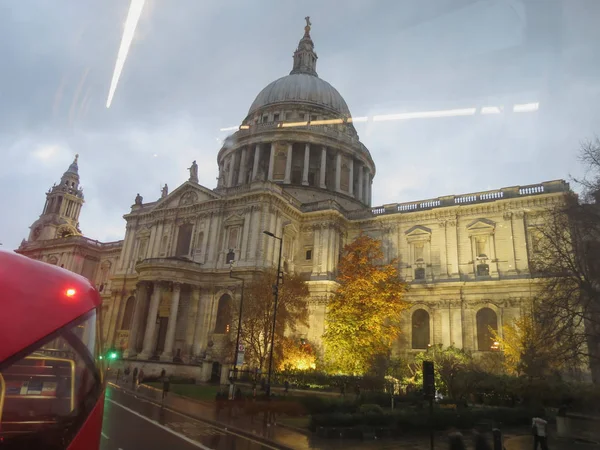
[273,113,280,122]
[228,227,239,249]
[299,113,305,121]
[476,237,488,258]
[310,115,317,121]
[262,115,268,123]
[285,112,291,120]
[175,224,193,257]
[305,249,312,260]
[414,243,424,261]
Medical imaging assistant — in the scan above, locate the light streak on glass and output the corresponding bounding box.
[106,0,146,108]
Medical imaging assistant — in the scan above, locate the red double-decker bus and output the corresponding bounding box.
[0,250,105,449]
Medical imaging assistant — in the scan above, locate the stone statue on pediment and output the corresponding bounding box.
[188,160,199,183]
[161,184,168,199]
[135,193,143,205]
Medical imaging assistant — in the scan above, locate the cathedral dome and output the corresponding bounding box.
[247,17,351,119]
[248,73,351,117]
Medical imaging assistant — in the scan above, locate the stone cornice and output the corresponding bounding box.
[351,192,566,226]
[124,187,306,226]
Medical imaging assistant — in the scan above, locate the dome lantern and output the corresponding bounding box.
[290,16,318,77]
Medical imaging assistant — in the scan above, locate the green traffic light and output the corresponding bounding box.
[99,355,103,360]
[109,352,117,360]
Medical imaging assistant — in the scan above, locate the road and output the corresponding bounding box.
[100,385,284,450]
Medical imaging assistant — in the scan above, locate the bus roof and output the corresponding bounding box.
[0,250,101,363]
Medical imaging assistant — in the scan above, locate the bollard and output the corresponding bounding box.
[492,428,503,450]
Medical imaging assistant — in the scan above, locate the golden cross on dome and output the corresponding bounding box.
[304,16,311,33]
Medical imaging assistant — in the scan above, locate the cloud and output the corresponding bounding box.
[2,0,600,249]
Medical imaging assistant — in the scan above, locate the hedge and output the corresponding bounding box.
[310,406,542,432]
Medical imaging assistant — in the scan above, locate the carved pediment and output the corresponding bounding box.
[405,225,432,242]
[284,222,299,236]
[153,182,220,211]
[224,213,244,227]
[466,218,495,235]
[136,228,151,238]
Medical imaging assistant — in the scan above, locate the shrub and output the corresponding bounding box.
[358,404,384,414]
[310,413,362,430]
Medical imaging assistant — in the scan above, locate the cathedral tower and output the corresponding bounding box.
[28,155,85,242]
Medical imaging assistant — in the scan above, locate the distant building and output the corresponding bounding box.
[17,20,581,382]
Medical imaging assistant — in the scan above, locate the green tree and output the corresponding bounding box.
[493,301,582,379]
[323,234,408,374]
[235,269,309,371]
[407,345,476,401]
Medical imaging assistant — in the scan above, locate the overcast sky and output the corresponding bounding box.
[2,0,599,249]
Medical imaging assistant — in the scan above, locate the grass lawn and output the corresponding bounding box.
[277,416,311,430]
[145,382,220,401]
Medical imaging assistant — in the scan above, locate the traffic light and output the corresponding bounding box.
[422,360,435,399]
[109,352,118,360]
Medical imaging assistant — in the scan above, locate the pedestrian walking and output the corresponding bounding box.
[284,380,289,395]
[448,430,467,450]
[532,416,549,450]
[137,368,144,389]
[161,373,170,402]
[472,428,492,450]
[132,367,138,390]
[124,365,131,384]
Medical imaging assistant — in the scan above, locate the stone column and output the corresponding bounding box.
[184,286,199,362]
[302,143,310,185]
[238,147,247,185]
[240,206,252,260]
[284,143,293,183]
[357,163,363,202]
[161,282,181,360]
[348,158,354,196]
[123,282,147,358]
[311,226,320,275]
[512,211,528,273]
[106,293,122,350]
[320,147,327,188]
[367,173,372,205]
[335,151,341,192]
[267,143,275,181]
[190,286,203,359]
[138,282,162,359]
[252,144,261,181]
[227,153,236,187]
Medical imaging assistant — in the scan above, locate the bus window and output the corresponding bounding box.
[0,309,102,449]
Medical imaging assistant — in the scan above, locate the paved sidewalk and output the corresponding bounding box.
[109,379,598,450]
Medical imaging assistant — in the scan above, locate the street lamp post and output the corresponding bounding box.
[226,249,245,384]
[263,230,283,398]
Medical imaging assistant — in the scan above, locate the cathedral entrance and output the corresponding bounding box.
[210,362,221,383]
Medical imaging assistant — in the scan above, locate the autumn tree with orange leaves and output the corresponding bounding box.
[235,269,310,371]
[323,234,409,374]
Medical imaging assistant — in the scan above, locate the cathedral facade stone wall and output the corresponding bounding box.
[15,20,579,381]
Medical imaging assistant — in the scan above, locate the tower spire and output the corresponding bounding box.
[290,16,318,77]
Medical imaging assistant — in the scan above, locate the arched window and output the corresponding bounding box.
[121,296,136,330]
[412,309,430,349]
[214,294,232,334]
[476,308,498,351]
